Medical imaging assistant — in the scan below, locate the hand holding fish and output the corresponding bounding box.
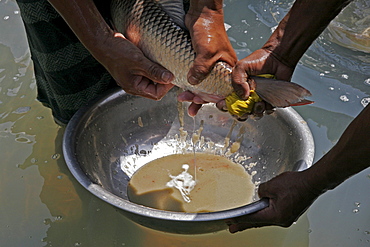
[179,0,237,117]
[179,0,271,119]
[96,32,175,100]
[185,1,237,85]
[173,0,312,120]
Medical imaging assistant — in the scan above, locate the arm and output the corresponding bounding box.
[47,0,174,100]
[228,104,370,233]
[178,0,237,116]
[185,0,237,85]
[232,0,352,97]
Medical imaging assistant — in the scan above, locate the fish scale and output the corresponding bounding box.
[110,0,313,113]
[111,0,234,100]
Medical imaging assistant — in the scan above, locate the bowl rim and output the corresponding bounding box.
[62,88,314,222]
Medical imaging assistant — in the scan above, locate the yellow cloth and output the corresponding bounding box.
[225,74,275,117]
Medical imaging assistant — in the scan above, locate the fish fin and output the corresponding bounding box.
[252,76,313,107]
[157,0,187,30]
[289,99,314,106]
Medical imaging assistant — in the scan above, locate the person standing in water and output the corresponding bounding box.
[183,0,369,233]
[16,0,369,233]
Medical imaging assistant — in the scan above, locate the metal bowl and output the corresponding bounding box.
[63,88,314,234]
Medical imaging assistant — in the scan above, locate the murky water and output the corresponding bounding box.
[1,0,369,246]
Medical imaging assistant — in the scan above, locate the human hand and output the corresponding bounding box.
[95,32,175,100]
[180,3,237,115]
[185,6,237,85]
[223,48,297,120]
[227,170,322,233]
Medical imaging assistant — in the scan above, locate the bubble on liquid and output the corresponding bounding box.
[364,78,370,86]
[3,16,9,20]
[43,218,52,225]
[353,208,359,213]
[329,87,334,91]
[361,97,370,107]
[13,106,31,114]
[51,153,60,160]
[340,95,349,102]
[55,215,63,221]
[15,137,31,144]
[236,42,247,47]
[355,202,361,207]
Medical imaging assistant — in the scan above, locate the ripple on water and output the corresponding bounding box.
[360,97,370,107]
[339,95,350,102]
[364,78,370,86]
[12,106,31,114]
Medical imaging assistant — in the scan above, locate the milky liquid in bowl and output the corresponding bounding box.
[127,152,255,213]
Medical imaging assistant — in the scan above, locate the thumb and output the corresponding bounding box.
[231,64,252,100]
[139,58,174,84]
[187,57,214,85]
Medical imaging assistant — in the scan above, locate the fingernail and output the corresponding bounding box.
[188,75,199,85]
[161,71,173,83]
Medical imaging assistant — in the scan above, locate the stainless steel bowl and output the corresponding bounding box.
[63,88,314,234]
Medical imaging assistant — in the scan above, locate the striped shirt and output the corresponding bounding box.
[16,0,117,125]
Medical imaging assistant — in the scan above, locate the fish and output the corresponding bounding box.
[110,0,313,113]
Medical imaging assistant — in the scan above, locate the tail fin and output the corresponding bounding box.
[252,76,313,107]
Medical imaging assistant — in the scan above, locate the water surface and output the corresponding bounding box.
[1,0,369,246]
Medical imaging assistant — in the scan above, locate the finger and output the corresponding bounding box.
[130,76,174,100]
[187,103,202,116]
[229,221,267,233]
[192,95,208,104]
[216,100,228,112]
[153,83,175,99]
[187,57,214,85]
[136,58,174,84]
[177,91,196,102]
[227,206,275,233]
[231,64,250,100]
[265,103,275,115]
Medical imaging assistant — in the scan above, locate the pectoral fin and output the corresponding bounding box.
[252,76,313,107]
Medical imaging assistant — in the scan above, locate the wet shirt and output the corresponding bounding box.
[16,0,117,125]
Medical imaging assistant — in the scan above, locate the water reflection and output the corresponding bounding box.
[1,0,370,246]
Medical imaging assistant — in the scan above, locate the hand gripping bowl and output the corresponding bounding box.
[63,88,314,234]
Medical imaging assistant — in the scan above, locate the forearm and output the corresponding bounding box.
[263,0,352,68]
[47,0,114,62]
[305,104,370,193]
